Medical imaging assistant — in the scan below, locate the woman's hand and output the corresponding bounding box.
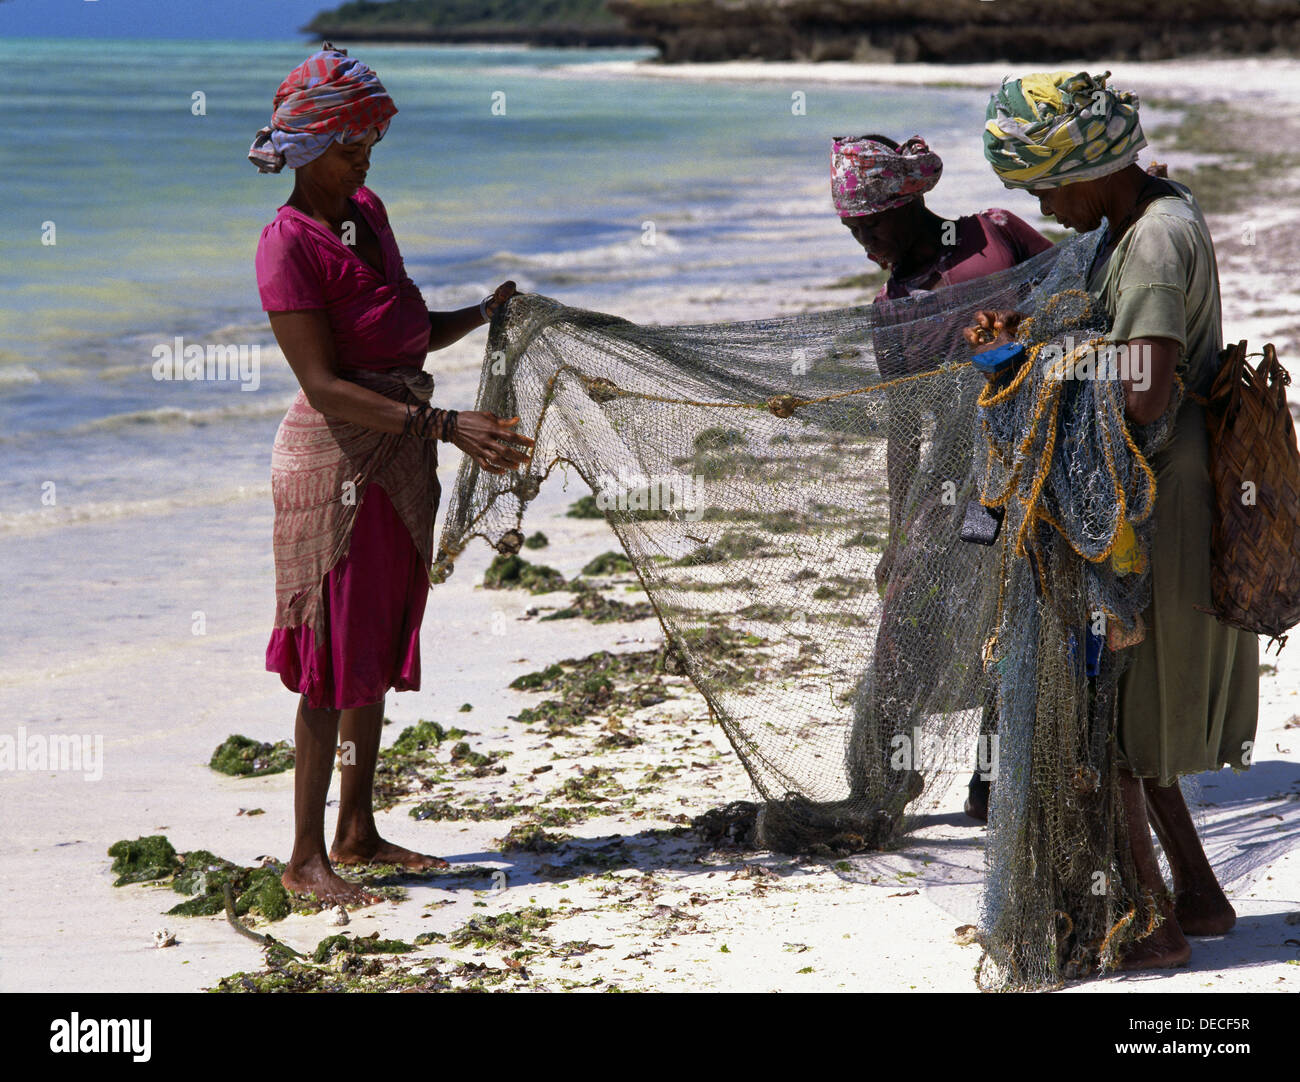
[484,280,517,320]
[963,310,1023,353]
[963,310,1025,382]
[452,411,534,475]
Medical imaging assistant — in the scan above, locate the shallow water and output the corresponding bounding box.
[0,38,1031,685]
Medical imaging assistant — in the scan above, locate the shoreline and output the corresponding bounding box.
[559,55,1300,103]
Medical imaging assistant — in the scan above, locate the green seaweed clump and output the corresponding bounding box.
[409,799,529,822]
[497,823,570,853]
[389,720,464,756]
[673,529,772,566]
[508,648,673,734]
[312,932,415,964]
[373,720,467,810]
[549,766,623,805]
[539,590,654,623]
[107,835,180,886]
[565,494,604,519]
[209,734,295,777]
[483,554,567,594]
[512,699,586,734]
[510,663,564,690]
[446,907,554,950]
[107,837,292,922]
[166,850,290,922]
[523,531,549,549]
[581,550,634,576]
[686,426,750,480]
[449,741,497,770]
[842,530,884,549]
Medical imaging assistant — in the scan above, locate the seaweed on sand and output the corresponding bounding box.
[539,590,655,623]
[212,932,423,994]
[444,907,554,951]
[209,734,295,777]
[108,835,181,885]
[373,719,467,810]
[507,648,675,736]
[482,554,567,593]
[108,837,294,921]
[107,836,417,922]
[496,823,571,853]
[581,550,634,576]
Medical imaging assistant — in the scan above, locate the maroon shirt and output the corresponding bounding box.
[877,208,1054,302]
[255,185,430,369]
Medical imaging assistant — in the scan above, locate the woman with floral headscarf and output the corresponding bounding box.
[833,133,1053,821]
[250,46,534,905]
[968,71,1258,969]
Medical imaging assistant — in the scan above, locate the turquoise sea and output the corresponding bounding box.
[0,39,1020,546]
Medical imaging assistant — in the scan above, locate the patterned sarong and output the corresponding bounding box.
[269,367,439,641]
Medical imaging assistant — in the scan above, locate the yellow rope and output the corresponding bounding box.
[973,332,1171,577]
[1098,904,1136,959]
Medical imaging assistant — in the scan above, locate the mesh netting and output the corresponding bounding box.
[432,229,1180,989]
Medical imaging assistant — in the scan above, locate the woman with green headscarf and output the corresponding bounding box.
[968,71,1258,971]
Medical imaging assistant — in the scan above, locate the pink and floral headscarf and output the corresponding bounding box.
[831,135,943,217]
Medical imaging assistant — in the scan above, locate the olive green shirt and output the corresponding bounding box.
[1087,181,1223,397]
[1087,180,1258,781]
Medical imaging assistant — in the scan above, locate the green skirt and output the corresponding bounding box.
[1117,399,1259,784]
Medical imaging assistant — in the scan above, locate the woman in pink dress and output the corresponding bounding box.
[250,46,533,905]
[831,134,1054,823]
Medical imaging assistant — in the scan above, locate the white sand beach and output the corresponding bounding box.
[2,54,1298,995]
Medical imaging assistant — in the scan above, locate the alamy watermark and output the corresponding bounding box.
[594,470,706,521]
[1041,338,1151,392]
[49,1013,150,1062]
[890,727,999,781]
[0,726,103,780]
[152,336,261,391]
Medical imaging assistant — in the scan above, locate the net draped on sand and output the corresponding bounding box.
[431,229,1182,989]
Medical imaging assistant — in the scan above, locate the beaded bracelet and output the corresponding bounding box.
[403,401,458,443]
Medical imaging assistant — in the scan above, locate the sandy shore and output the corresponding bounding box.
[565,55,1300,104]
[3,58,1298,995]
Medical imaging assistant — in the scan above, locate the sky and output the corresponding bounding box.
[0,0,334,40]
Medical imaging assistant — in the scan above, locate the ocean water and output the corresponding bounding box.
[0,39,1027,670]
[0,41,1019,480]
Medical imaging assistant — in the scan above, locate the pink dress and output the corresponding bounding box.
[256,186,435,710]
[876,208,1054,301]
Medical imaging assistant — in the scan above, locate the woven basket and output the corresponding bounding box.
[1202,341,1300,646]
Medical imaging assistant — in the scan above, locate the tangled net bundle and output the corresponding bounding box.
[433,229,1181,988]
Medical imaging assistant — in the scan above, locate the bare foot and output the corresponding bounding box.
[1175,889,1236,936]
[1119,922,1191,971]
[281,854,382,906]
[330,836,449,871]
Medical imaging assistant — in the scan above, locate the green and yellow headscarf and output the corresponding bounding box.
[984,71,1145,190]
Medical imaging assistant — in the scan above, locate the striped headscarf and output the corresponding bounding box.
[831,135,943,217]
[249,45,397,174]
[983,71,1146,190]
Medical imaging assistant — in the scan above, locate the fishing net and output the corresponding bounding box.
[431,229,1181,989]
